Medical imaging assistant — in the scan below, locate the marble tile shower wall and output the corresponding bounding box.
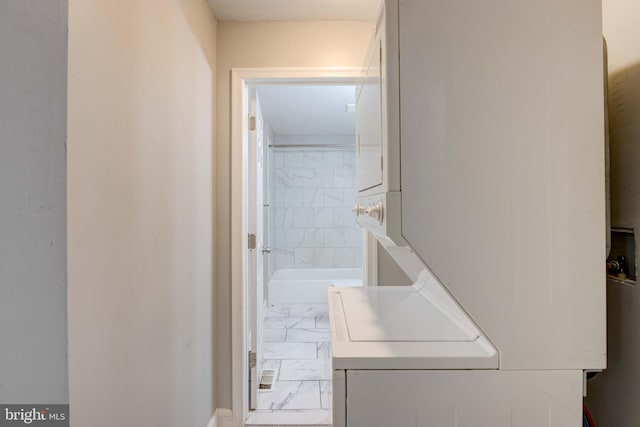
[272,147,361,269]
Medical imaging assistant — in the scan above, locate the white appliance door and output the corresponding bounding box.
[356,38,383,192]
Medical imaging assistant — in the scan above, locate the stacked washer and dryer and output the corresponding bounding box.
[329,0,606,426]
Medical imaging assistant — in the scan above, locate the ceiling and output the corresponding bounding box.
[208,0,380,21]
[257,85,356,136]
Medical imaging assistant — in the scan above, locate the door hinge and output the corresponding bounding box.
[248,233,256,250]
[248,115,256,131]
[249,351,257,369]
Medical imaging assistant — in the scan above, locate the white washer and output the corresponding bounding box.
[330,270,584,427]
[329,270,497,371]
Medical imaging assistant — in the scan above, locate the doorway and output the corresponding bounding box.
[230,68,362,427]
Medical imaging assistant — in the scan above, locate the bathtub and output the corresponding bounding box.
[268,268,363,305]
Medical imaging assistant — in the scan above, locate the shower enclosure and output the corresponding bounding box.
[267,143,363,305]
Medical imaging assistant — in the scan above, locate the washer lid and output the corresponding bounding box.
[341,287,480,342]
[329,270,499,370]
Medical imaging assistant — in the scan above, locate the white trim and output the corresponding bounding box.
[230,69,247,427]
[210,409,233,427]
[230,67,361,427]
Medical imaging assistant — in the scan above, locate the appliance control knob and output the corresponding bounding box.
[368,201,384,225]
[353,203,366,217]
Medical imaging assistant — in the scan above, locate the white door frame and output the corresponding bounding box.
[230,67,361,427]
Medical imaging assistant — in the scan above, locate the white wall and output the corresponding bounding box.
[0,0,68,404]
[215,20,372,408]
[586,1,640,424]
[68,0,217,425]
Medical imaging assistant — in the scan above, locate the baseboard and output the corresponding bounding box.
[208,408,233,427]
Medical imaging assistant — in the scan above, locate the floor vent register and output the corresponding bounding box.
[258,369,277,392]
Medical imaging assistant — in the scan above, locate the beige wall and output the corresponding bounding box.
[586,1,640,425]
[377,243,412,286]
[68,0,217,425]
[215,20,372,407]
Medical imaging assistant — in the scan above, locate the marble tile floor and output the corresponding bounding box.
[249,304,333,426]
